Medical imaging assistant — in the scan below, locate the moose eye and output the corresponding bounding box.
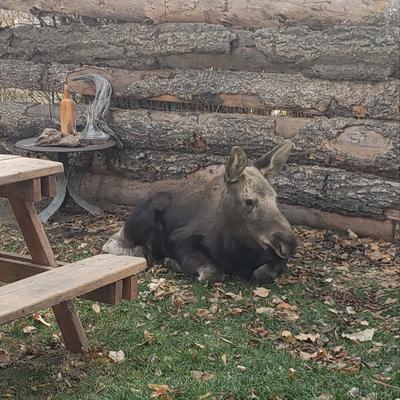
[244,199,255,209]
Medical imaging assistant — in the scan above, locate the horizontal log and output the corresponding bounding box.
[1,24,398,80]
[68,68,400,121]
[2,103,399,179]
[2,0,398,28]
[73,171,396,241]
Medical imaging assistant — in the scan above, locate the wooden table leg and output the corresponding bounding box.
[9,198,89,353]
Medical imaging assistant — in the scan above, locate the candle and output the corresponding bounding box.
[60,84,76,136]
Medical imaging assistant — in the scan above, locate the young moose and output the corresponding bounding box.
[105,141,297,284]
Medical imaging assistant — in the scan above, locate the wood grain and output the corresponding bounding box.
[0,254,146,324]
[0,156,63,186]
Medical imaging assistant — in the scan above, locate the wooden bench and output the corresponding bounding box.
[0,254,146,325]
[0,154,147,353]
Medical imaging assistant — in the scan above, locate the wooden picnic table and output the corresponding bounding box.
[0,154,146,352]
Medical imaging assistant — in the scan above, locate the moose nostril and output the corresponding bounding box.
[273,232,297,258]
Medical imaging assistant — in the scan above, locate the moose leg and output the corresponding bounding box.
[171,240,224,283]
[252,253,287,284]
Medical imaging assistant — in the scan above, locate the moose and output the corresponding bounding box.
[103,140,297,284]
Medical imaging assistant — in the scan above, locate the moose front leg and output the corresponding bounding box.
[252,252,288,284]
[170,239,225,283]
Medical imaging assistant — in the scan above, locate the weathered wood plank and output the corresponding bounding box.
[1,0,397,28]
[0,178,42,202]
[0,254,146,324]
[8,198,88,353]
[0,255,129,305]
[0,24,398,80]
[0,156,63,186]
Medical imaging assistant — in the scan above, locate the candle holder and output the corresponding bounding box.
[71,73,114,145]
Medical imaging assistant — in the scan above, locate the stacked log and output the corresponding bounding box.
[0,2,399,240]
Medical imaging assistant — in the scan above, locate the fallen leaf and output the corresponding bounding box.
[194,342,205,349]
[347,229,358,240]
[282,330,296,344]
[91,303,101,314]
[347,387,359,398]
[191,371,214,381]
[249,326,269,337]
[236,365,246,371]
[196,309,210,318]
[253,287,270,298]
[255,307,274,315]
[373,374,391,383]
[383,297,397,305]
[0,348,11,365]
[295,333,320,343]
[148,384,172,399]
[342,328,375,342]
[22,326,36,334]
[298,351,318,361]
[33,312,52,327]
[289,368,297,379]
[274,302,300,321]
[108,350,125,363]
[345,306,356,315]
[144,330,156,345]
[221,354,227,366]
[318,395,332,400]
[228,307,245,316]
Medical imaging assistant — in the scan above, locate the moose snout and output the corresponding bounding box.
[271,231,297,259]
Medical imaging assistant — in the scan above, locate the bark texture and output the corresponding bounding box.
[2,0,398,28]
[1,103,398,179]
[0,24,398,80]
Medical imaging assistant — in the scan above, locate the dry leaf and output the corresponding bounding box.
[194,342,205,349]
[295,333,320,343]
[347,229,358,240]
[289,368,297,379]
[196,309,210,318]
[253,287,270,298]
[33,312,52,327]
[0,348,11,365]
[274,302,300,321]
[236,365,246,371]
[342,328,375,342]
[221,354,227,366]
[228,307,245,316]
[148,384,172,399]
[255,307,274,315]
[144,330,156,345]
[91,303,101,314]
[373,374,391,383]
[249,326,269,337]
[108,350,125,363]
[298,351,318,361]
[282,330,296,344]
[191,371,214,381]
[199,392,213,399]
[22,326,36,334]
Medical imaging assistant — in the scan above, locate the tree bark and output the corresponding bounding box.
[2,0,398,28]
[0,24,398,80]
[2,103,399,179]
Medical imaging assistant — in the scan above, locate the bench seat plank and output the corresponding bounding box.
[0,254,146,324]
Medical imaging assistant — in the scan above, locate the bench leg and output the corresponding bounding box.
[9,198,89,353]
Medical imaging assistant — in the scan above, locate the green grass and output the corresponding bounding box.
[0,214,399,400]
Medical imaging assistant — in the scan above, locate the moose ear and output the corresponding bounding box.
[255,140,292,177]
[225,146,248,183]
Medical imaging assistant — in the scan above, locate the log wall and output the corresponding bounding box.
[0,2,399,240]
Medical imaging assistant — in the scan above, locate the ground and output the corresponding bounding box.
[0,200,399,400]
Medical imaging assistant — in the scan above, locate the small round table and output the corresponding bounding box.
[15,137,115,223]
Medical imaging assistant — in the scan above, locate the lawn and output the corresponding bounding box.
[0,205,399,400]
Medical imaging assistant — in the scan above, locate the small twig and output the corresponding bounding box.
[371,378,400,389]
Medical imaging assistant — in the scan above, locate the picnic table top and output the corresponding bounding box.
[0,154,63,186]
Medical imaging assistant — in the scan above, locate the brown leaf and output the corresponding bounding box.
[298,351,318,361]
[228,307,245,316]
[373,374,392,383]
[281,330,296,344]
[249,326,269,337]
[0,348,11,365]
[295,333,320,343]
[148,384,172,399]
[196,309,210,318]
[33,312,52,327]
[274,302,300,321]
[144,330,156,345]
[191,371,214,381]
[253,287,270,298]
